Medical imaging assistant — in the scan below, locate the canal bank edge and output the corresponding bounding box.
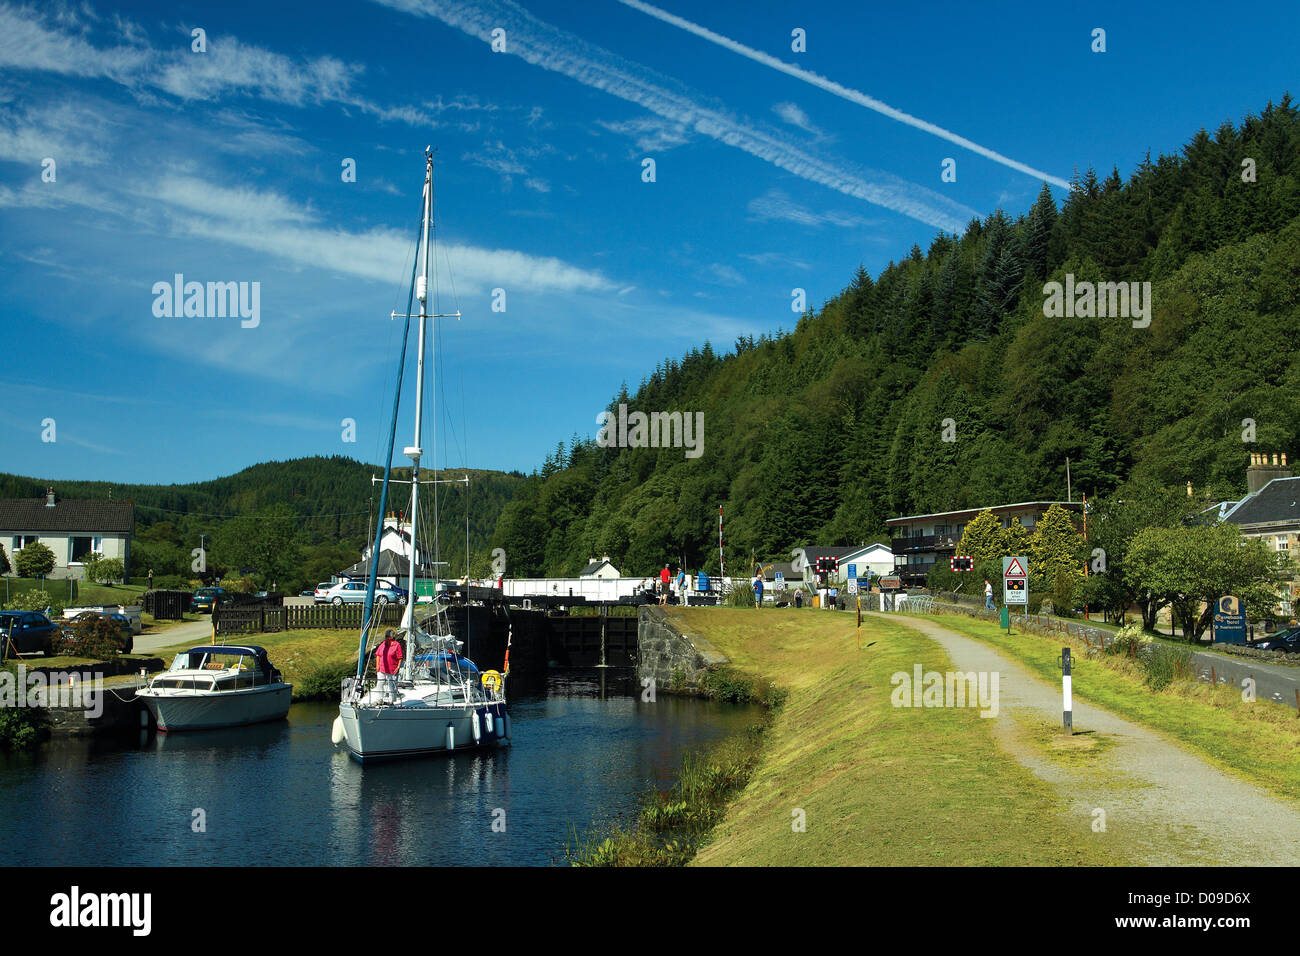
[636,606,729,695]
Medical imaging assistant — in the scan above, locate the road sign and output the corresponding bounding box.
[847,578,859,595]
[1212,595,1246,644]
[879,575,902,591]
[1002,555,1028,605]
[950,555,974,572]
[846,563,857,580]
[774,571,784,589]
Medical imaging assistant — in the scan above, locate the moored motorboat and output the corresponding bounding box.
[138,644,292,733]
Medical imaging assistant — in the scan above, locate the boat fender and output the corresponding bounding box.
[445,723,456,751]
[484,710,494,736]
[331,716,346,746]
[501,712,511,741]
[471,712,481,743]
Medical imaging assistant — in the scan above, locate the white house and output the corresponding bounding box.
[578,555,621,579]
[792,544,896,586]
[0,490,134,579]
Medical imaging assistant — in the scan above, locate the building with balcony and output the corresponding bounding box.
[886,501,1083,587]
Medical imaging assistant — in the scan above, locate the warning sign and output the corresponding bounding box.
[1002,555,1028,605]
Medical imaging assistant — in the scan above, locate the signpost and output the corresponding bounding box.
[1002,555,1028,607]
[1212,595,1247,644]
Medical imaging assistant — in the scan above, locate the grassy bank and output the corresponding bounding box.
[585,607,1126,866]
[917,612,1300,803]
[567,667,783,866]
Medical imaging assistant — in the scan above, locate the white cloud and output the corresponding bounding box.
[599,115,691,152]
[747,189,876,230]
[145,174,612,295]
[772,101,821,137]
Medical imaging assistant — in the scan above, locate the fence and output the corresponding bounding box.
[213,602,406,637]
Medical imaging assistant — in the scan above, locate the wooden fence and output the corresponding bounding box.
[213,602,406,637]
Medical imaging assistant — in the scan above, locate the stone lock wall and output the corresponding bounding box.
[636,606,729,695]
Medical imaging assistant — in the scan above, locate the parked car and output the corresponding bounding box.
[0,611,60,658]
[62,611,134,654]
[190,587,229,613]
[1252,627,1300,652]
[312,582,333,604]
[298,589,315,598]
[321,581,405,606]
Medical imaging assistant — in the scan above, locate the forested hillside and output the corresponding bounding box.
[492,97,1300,578]
[0,456,525,590]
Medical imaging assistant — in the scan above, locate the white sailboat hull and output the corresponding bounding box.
[339,695,508,763]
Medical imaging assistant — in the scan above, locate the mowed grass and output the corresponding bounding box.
[918,613,1300,804]
[670,607,1126,866]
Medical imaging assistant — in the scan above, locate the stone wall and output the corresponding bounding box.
[636,606,729,695]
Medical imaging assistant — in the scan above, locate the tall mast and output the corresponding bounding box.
[401,148,434,649]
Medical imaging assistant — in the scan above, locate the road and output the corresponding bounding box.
[1191,646,1300,710]
[133,619,214,655]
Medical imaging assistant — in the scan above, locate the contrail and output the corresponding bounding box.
[617,0,1072,190]
[372,0,978,232]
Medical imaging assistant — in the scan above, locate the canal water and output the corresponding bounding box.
[0,670,755,866]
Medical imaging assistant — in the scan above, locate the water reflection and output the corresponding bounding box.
[0,668,757,866]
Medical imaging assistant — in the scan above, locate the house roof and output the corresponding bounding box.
[579,559,616,576]
[0,497,134,534]
[1220,476,1300,529]
[338,550,432,579]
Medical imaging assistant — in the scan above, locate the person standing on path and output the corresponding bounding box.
[794,588,803,609]
[984,578,995,610]
[375,629,404,703]
[660,564,671,605]
[678,568,690,606]
[752,572,764,609]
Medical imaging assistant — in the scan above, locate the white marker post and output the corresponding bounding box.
[1061,647,1073,732]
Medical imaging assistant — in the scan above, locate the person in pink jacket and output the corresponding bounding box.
[375,629,404,702]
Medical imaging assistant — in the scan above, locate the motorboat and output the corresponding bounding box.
[138,644,292,732]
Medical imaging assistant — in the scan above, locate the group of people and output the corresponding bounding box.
[646,565,709,605]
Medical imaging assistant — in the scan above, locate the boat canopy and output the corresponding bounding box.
[175,645,278,681]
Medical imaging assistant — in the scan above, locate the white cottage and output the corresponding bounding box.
[0,490,134,579]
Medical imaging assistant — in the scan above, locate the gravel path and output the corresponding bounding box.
[898,615,1300,865]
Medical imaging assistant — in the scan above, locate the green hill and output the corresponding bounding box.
[491,97,1300,578]
[0,456,526,591]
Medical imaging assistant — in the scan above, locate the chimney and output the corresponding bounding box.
[45,488,55,507]
[1247,451,1293,495]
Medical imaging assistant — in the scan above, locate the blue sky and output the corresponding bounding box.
[1,0,1296,485]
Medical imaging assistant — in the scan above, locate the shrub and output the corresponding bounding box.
[293,660,355,701]
[3,589,62,615]
[0,667,47,749]
[15,542,55,578]
[54,615,128,659]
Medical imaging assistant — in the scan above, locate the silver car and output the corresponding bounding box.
[322,581,405,606]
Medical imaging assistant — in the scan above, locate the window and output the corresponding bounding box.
[70,536,94,561]
[12,535,37,551]
[1277,536,1290,552]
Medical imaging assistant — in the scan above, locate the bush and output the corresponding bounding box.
[3,589,62,615]
[53,615,128,659]
[15,542,55,578]
[0,668,47,749]
[1105,623,1195,690]
[293,660,355,701]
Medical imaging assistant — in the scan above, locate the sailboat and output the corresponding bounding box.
[331,148,510,763]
